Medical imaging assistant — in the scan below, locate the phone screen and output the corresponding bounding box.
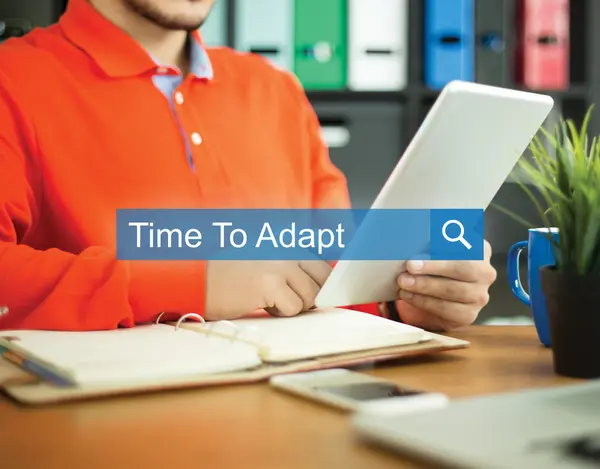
[313,382,425,401]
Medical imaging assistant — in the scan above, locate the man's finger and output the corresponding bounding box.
[265,285,305,317]
[398,291,479,326]
[484,240,492,260]
[398,274,485,304]
[405,259,481,282]
[288,266,321,311]
[298,260,332,287]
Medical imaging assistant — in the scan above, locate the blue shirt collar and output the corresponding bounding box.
[149,32,213,80]
[188,34,214,79]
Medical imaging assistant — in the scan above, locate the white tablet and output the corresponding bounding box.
[314,80,554,308]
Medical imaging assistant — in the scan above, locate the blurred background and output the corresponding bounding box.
[2,0,598,324]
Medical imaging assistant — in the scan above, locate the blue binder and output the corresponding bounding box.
[200,0,228,47]
[234,0,294,71]
[424,0,475,89]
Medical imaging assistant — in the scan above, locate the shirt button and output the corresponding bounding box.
[191,132,202,145]
[174,92,184,105]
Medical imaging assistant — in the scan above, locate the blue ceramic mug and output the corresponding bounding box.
[507,228,559,347]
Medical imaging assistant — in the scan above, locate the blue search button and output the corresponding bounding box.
[430,209,484,260]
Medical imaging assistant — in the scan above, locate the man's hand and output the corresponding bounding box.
[205,260,331,320]
[394,240,496,331]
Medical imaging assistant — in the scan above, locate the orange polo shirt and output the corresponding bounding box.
[0,0,380,331]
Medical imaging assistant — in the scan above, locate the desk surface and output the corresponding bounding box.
[0,326,580,469]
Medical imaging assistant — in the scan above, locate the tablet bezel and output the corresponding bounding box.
[314,80,554,309]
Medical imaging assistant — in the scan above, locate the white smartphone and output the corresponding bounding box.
[269,368,449,415]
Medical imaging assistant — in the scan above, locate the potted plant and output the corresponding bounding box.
[495,105,600,379]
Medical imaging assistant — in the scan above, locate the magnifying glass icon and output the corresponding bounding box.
[442,220,472,249]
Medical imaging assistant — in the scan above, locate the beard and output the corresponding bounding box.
[122,0,211,31]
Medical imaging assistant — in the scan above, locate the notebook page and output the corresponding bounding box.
[0,325,262,386]
[185,308,431,363]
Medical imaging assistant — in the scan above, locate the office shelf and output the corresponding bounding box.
[307,91,407,103]
[4,0,600,254]
[7,0,596,135]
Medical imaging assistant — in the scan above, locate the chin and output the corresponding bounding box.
[127,0,215,31]
[161,16,207,31]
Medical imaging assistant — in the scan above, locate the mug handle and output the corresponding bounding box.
[507,241,530,306]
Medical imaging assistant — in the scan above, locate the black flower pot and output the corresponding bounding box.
[540,266,600,378]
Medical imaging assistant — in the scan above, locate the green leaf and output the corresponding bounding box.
[495,104,600,277]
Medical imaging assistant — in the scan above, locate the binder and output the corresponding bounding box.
[0,0,63,27]
[347,0,408,91]
[475,0,507,86]
[517,0,569,90]
[314,102,403,209]
[199,0,228,47]
[0,18,32,42]
[424,0,475,90]
[294,0,347,90]
[234,0,294,70]
[0,310,468,405]
[0,0,59,42]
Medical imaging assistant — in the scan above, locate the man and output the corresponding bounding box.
[0,0,496,331]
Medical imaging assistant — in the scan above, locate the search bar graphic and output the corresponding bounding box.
[115,208,485,261]
[430,209,484,261]
[442,219,472,249]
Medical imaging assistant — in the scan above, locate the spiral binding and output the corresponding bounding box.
[155,312,205,327]
[174,313,206,331]
[155,311,262,344]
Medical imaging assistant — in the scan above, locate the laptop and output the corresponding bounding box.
[352,380,600,469]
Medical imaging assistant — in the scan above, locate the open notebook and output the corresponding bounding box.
[0,308,468,405]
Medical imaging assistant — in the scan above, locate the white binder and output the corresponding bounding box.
[234,0,294,70]
[348,0,408,91]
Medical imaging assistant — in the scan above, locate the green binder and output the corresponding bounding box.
[293,0,347,90]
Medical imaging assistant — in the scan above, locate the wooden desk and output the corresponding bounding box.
[0,326,580,469]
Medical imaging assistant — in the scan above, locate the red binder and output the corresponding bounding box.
[516,0,569,90]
